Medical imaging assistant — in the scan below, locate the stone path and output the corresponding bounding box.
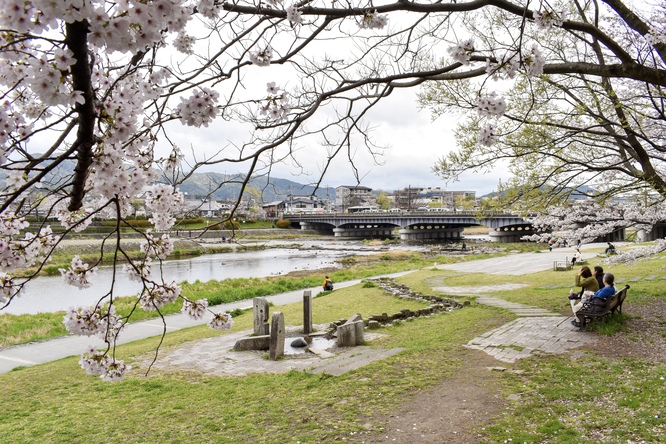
[474,295,559,317]
[465,293,597,363]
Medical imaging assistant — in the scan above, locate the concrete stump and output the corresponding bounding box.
[233,335,270,351]
[303,290,313,334]
[353,320,365,345]
[253,297,269,336]
[337,322,356,347]
[269,311,285,360]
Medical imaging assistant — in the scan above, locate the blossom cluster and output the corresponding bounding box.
[286,5,302,25]
[523,44,546,77]
[141,230,175,259]
[0,224,58,272]
[521,201,666,265]
[79,346,131,382]
[0,272,18,305]
[486,54,520,81]
[139,282,181,311]
[0,104,29,163]
[359,10,388,30]
[182,298,208,320]
[60,256,97,289]
[476,93,507,118]
[4,170,26,193]
[477,124,498,147]
[124,257,153,282]
[197,0,224,20]
[144,184,185,231]
[175,88,220,127]
[55,205,94,232]
[533,9,564,30]
[249,46,274,67]
[63,305,123,342]
[0,213,58,304]
[259,82,291,121]
[209,311,234,330]
[447,39,475,66]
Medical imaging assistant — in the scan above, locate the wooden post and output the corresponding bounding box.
[303,290,313,334]
[253,297,269,336]
[269,312,285,360]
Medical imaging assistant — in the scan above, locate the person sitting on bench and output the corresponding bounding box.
[568,266,599,300]
[571,272,616,328]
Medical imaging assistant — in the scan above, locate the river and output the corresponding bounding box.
[3,240,420,315]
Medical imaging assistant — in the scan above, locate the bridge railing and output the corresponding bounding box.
[283,210,517,218]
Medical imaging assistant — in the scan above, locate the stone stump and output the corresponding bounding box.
[303,290,313,334]
[269,311,285,360]
[337,323,356,347]
[253,297,269,336]
[337,313,364,347]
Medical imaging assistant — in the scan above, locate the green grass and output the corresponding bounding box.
[485,355,666,443]
[0,287,507,443]
[0,249,506,348]
[1,252,665,443]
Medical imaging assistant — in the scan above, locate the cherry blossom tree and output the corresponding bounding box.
[1,0,665,380]
[424,1,666,207]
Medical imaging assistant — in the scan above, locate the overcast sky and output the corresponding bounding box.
[171,86,510,197]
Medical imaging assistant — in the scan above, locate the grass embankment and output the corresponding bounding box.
[1,254,665,443]
[0,249,502,348]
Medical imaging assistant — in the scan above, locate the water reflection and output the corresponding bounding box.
[4,248,356,315]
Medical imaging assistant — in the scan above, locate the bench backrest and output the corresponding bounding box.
[608,285,629,312]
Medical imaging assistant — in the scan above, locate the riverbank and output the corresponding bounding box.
[0,247,663,442]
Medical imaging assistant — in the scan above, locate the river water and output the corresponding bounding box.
[3,241,416,315]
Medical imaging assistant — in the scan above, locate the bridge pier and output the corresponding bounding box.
[333,226,395,239]
[488,225,534,243]
[299,222,334,235]
[593,228,625,243]
[398,226,463,240]
[637,224,666,242]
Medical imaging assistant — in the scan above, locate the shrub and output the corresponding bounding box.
[176,217,205,226]
[275,219,291,229]
[223,220,241,230]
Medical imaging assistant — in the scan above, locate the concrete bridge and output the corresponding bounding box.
[285,211,533,242]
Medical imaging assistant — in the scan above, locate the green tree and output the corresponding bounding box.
[376,191,390,210]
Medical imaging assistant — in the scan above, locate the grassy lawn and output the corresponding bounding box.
[0,284,509,443]
[2,249,664,443]
[0,248,666,444]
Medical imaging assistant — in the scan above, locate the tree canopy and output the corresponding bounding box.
[1,0,665,380]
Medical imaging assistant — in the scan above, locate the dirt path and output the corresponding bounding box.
[353,349,507,443]
[351,299,666,443]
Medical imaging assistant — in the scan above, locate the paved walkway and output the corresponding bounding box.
[464,297,596,363]
[0,244,609,375]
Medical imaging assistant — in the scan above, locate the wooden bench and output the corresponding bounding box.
[577,285,630,330]
[553,258,572,271]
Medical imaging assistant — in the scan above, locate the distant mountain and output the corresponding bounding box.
[175,172,336,203]
[479,185,597,200]
[1,157,335,204]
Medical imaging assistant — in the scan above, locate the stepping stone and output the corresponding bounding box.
[616,278,627,283]
[645,275,657,281]
[628,276,642,282]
